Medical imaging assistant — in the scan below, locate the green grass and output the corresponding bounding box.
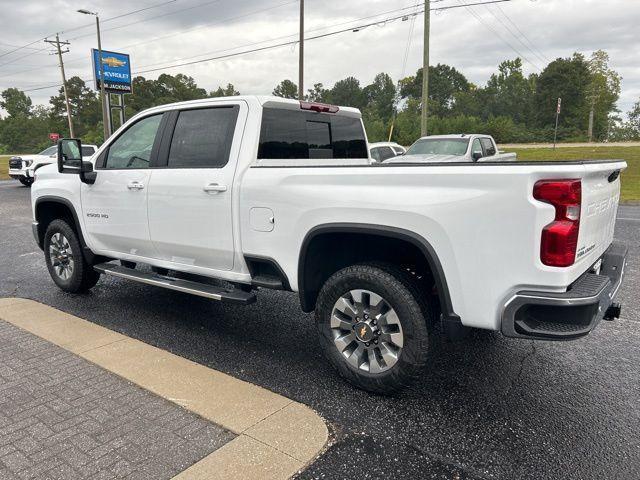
[506,146,640,203]
[0,156,9,180]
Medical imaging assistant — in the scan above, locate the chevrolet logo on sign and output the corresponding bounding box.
[102,57,127,68]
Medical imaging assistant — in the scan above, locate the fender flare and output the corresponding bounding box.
[297,223,459,323]
[33,196,93,260]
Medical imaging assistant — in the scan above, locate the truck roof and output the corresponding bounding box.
[138,95,362,118]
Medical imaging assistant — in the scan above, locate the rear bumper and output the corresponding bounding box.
[501,241,627,340]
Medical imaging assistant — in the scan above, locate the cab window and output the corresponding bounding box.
[104,114,162,169]
[167,106,239,168]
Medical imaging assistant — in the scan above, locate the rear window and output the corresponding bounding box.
[258,108,367,160]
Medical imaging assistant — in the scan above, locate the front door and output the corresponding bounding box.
[81,113,164,258]
[147,103,245,272]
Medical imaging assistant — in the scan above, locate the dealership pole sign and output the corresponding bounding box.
[92,49,132,93]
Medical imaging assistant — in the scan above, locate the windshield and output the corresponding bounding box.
[406,138,469,156]
[38,146,57,156]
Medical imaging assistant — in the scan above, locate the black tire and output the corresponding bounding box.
[19,177,33,187]
[44,219,101,293]
[315,262,431,394]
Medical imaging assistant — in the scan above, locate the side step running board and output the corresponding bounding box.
[93,263,256,305]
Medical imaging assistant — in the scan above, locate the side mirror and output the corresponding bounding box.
[57,139,82,174]
[472,151,483,161]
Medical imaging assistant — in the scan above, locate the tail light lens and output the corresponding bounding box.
[533,179,581,267]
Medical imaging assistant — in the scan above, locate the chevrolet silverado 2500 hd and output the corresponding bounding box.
[31,96,628,393]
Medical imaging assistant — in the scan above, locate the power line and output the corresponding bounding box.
[0,0,296,73]
[127,0,515,74]
[0,0,180,67]
[484,4,547,65]
[133,3,425,70]
[1,1,422,79]
[59,0,178,35]
[456,0,541,71]
[68,0,225,41]
[493,3,550,63]
[19,0,513,93]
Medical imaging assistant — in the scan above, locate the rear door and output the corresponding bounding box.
[146,102,246,271]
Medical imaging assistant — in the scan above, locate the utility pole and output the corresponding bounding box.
[421,0,430,136]
[45,35,74,138]
[298,0,304,100]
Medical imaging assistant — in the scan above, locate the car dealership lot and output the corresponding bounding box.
[1,181,639,480]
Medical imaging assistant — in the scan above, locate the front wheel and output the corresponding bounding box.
[315,263,431,394]
[19,177,33,187]
[44,219,101,293]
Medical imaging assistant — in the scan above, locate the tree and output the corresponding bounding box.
[482,58,536,125]
[50,77,101,138]
[0,88,32,117]
[534,53,591,138]
[329,77,365,110]
[272,79,298,99]
[306,83,330,102]
[363,73,396,124]
[399,64,471,117]
[629,99,640,131]
[210,83,240,97]
[586,50,621,141]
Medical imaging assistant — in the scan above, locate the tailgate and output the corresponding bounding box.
[575,161,626,266]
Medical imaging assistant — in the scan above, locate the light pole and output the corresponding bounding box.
[78,9,110,141]
[298,0,304,100]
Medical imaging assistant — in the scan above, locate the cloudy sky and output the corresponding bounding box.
[0,0,638,117]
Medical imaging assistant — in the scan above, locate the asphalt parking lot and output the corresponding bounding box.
[1,180,639,480]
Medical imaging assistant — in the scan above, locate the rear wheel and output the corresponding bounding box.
[315,263,431,394]
[44,219,101,293]
[19,177,33,187]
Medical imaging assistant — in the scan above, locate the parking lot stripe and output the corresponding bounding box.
[0,298,328,479]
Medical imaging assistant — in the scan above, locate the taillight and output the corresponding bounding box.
[533,179,581,267]
[300,101,339,113]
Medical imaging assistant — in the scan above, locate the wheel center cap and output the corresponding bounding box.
[354,322,374,342]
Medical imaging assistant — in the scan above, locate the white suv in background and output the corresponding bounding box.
[9,144,98,186]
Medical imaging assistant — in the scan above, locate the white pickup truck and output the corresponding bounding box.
[384,134,516,163]
[9,144,98,186]
[31,96,627,393]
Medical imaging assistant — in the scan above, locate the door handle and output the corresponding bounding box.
[203,183,227,193]
[127,181,145,190]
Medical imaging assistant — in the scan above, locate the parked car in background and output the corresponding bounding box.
[9,144,98,186]
[369,142,406,162]
[384,134,516,164]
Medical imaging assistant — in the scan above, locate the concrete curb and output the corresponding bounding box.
[0,298,328,480]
